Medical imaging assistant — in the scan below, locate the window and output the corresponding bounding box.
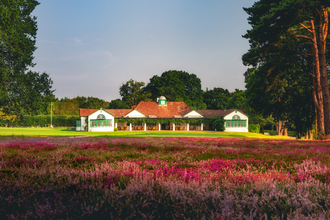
[76,120,81,127]
[225,119,247,128]
[232,115,240,120]
[97,114,105,119]
[90,119,112,127]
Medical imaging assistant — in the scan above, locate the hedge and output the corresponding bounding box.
[0,115,80,127]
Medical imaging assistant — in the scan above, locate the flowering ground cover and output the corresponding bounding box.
[0,137,330,219]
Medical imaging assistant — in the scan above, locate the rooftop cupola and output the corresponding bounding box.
[157,96,167,106]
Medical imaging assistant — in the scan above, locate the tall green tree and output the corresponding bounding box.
[83,97,109,109]
[108,99,127,109]
[0,0,55,116]
[145,70,206,109]
[19,71,54,115]
[203,87,230,110]
[119,79,151,108]
[53,96,109,115]
[243,0,330,135]
[227,89,246,110]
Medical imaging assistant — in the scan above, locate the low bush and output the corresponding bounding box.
[212,116,225,131]
[288,131,297,137]
[248,124,260,133]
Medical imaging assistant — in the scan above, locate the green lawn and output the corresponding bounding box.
[0,127,292,139]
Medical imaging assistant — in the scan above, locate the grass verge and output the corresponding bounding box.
[0,127,293,139]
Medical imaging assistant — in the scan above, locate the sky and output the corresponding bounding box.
[32,0,257,102]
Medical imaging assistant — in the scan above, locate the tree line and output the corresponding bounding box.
[0,0,54,118]
[243,0,330,138]
[50,70,248,114]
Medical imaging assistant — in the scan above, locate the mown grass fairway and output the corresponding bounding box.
[0,127,292,139]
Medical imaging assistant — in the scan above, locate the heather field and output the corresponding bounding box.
[1,137,330,219]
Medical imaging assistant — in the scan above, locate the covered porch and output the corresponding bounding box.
[114,121,204,131]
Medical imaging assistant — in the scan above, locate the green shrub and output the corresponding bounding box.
[288,131,297,137]
[248,124,260,133]
[212,117,225,131]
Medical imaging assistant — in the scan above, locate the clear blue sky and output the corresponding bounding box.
[32,0,256,101]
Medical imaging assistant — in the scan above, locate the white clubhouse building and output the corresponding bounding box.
[76,96,248,132]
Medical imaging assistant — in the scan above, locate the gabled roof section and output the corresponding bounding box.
[105,109,133,118]
[134,101,192,118]
[80,109,98,117]
[195,109,238,118]
[124,109,146,118]
[184,110,204,118]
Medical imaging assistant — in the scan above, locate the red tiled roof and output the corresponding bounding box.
[105,109,132,117]
[79,108,133,117]
[79,109,98,117]
[195,109,237,118]
[134,101,192,118]
[80,106,245,119]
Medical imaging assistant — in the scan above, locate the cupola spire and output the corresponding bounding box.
[157,96,167,106]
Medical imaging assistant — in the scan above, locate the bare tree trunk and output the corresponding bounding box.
[309,130,313,139]
[310,20,325,134]
[276,120,287,136]
[314,87,324,133]
[276,121,282,136]
[283,126,288,136]
[297,19,325,134]
[305,130,312,140]
[318,7,330,135]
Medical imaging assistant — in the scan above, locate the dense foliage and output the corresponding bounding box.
[53,96,109,116]
[248,124,260,133]
[242,0,330,135]
[0,0,54,116]
[144,70,206,109]
[1,137,330,219]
